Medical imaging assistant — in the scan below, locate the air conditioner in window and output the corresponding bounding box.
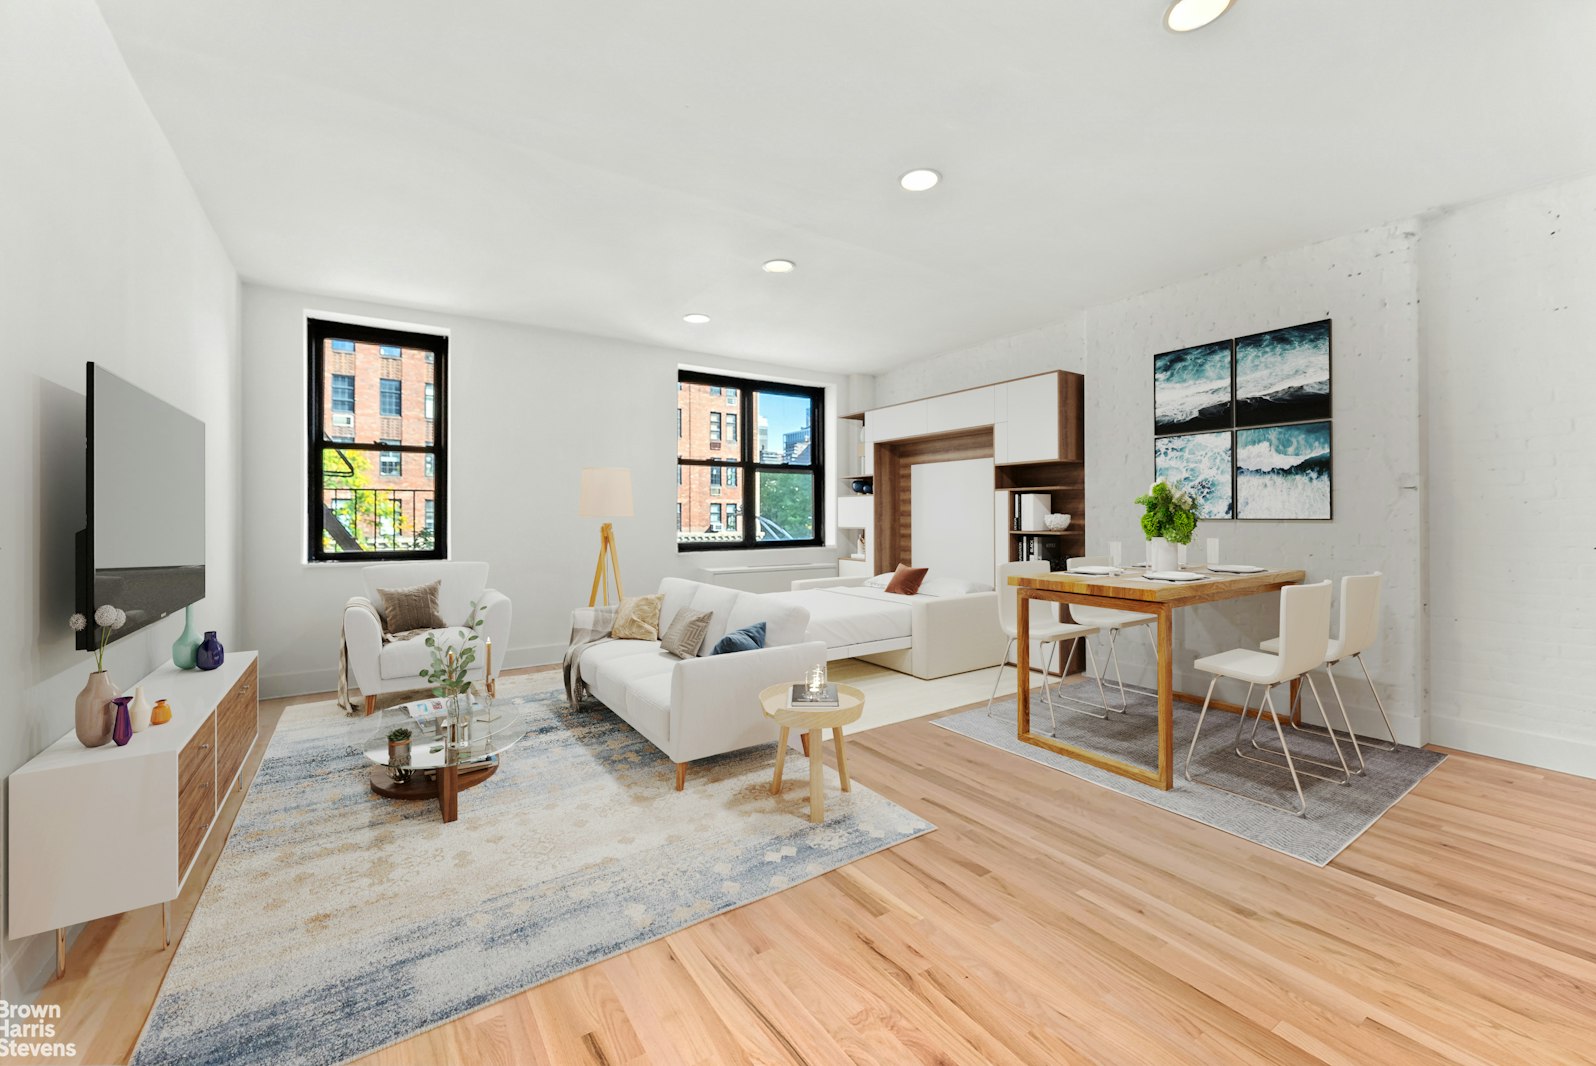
[332,412,354,427]
[709,486,721,496]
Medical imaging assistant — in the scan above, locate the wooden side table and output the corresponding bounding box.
[759,682,865,824]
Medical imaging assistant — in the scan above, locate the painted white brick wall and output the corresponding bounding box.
[1421,173,1596,775]
[1083,224,1425,745]
[875,223,1427,745]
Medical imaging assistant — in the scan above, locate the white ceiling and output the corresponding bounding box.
[98,1,1596,374]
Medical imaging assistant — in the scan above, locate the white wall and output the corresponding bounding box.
[875,224,1426,746]
[1083,225,1425,744]
[1421,174,1596,775]
[241,285,857,697]
[0,0,242,1001]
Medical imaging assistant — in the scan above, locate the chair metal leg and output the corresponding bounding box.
[1047,636,1111,721]
[1239,677,1351,786]
[986,638,1014,717]
[1314,670,1364,773]
[1189,682,1308,816]
[1355,654,1400,751]
[1040,641,1058,732]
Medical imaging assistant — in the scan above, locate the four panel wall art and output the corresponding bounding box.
[1152,319,1332,520]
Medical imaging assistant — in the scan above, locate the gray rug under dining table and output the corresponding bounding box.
[935,687,1444,866]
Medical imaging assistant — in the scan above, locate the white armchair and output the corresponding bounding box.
[343,561,512,715]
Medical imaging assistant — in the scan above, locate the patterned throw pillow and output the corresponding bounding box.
[377,581,447,633]
[610,594,665,640]
[710,621,767,655]
[884,563,929,596]
[659,608,713,658]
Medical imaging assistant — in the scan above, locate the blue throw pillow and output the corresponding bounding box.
[711,621,766,655]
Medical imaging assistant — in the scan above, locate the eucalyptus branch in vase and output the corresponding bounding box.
[418,599,486,727]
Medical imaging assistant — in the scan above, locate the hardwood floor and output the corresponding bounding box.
[38,668,1596,1065]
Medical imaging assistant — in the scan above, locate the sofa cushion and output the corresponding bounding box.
[688,585,743,655]
[379,627,473,680]
[657,578,699,637]
[622,673,672,747]
[610,594,664,640]
[660,607,713,658]
[711,621,767,655]
[581,640,677,709]
[378,581,447,633]
[725,595,809,648]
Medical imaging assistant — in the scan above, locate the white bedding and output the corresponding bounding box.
[763,587,916,649]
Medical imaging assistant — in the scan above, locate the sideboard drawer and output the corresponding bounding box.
[178,712,216,877]
[216,660,258,790]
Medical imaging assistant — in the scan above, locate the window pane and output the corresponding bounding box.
[424,382,435,421]
[676,463,744,546]
[677,380,738,461]
[380,345,402,359]
[726,413,738,442]
[380,378,402,417]
[753,390,813,465]
[319,445,436,554]
[331,339,355,352]
[320,337,435,443]
[755,471,815,541]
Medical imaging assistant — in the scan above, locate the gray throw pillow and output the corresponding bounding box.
[378,580,447,634]
[660,608,713,658]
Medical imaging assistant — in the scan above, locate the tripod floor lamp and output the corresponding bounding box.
[579,467,633,606]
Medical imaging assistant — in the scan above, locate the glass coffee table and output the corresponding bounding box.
[360,698,528,823]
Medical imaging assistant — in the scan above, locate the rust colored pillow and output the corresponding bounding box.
[884,563,929,596]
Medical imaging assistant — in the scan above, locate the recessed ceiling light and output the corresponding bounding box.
[899,169,941,192]
[762,259,796,273]
[682,313,711,324]
[1164,0,1234,32]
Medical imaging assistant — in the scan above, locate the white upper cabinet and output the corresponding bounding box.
[866,400,927,442]
[998,375,1061,463]
[924,386,994,434]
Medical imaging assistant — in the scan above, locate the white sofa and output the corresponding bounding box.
[571,577,826,790]
[786,575,1008,679]
[343,561,512,715]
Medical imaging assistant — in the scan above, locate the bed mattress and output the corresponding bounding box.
[763,586,915,650]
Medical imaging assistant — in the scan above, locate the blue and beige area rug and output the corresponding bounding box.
[132,673,931,1066]
[938,688,1444,867]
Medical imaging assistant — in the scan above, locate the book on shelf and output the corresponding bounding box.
[790,683,840,708]
[1015,492,1052,531]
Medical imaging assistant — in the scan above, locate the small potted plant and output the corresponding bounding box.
[1135,478,1198,572]
[387,726,413,767]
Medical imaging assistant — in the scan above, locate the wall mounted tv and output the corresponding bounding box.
[76,363,206,651]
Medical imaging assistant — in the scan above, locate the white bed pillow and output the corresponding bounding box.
[917,577,994,597]
[863,572,895,589]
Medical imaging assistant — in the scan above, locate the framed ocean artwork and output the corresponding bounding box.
[1233,319,1332,428]
[1235,421,1332,519]
[1153,431,1233,519]
[1153,340,1233,436]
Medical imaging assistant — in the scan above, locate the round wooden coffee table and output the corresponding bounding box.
[759,682,865,824]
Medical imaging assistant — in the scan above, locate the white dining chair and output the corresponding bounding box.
[987,561,1108,729]
[1260,572,1396,759]
[1066,555,1157,712]
[1184,580,1347,817]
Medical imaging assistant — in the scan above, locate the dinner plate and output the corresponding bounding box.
[1144,570,1205,582]
[1067,566,1121,576]
[1207,564,1267,574]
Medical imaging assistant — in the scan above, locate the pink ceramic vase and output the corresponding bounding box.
[74,670,117,748]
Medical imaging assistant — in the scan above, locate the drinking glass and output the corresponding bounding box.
[805,662,828,697]
[1177,543,1188,567]
[1205,538,1221,567]
[1108,540,1123,568]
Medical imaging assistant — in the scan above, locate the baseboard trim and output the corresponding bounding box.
[1428,716,1596,780]
[260,643,564,701]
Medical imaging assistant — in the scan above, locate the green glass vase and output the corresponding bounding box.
[172,604,201,670]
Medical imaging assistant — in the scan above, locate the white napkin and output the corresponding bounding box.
[1207,564,1267,574]
[1067,565,1121,576]
[1144,570,1205,582]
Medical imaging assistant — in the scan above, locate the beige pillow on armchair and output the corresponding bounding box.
[610,594,664,640]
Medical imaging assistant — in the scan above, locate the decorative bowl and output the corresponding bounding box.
[1043,513,1072,531]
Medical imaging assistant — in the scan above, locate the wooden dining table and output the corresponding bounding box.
[1009,566,1306,790]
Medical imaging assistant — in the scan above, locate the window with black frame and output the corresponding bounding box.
[308,319,447,560]
[676,370,823,549]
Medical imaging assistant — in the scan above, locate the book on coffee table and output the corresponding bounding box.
[790,683,840,708]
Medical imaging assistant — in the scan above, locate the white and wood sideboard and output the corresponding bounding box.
[8,653,258,976]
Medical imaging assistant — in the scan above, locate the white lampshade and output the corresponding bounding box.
[578,467,634,518]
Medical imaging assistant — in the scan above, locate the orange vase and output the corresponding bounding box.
[150,698,173,725]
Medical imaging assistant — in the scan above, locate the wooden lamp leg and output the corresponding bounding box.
[588,522,624,607]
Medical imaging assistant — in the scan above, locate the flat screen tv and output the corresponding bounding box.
[76,363,206,651]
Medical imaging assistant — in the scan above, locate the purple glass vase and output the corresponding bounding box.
[196,631,224,671]
[111,696,134,746]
